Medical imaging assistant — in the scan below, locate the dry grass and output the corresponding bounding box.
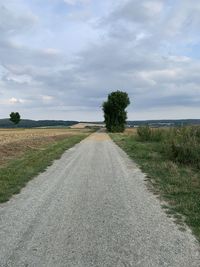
[0,128,90,166]
[0,128,88,145]
[125,128,137,135]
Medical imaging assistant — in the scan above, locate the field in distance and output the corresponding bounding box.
[0,128,90,145]
[70,122,105,129]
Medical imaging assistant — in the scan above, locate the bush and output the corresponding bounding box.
[151,129,164,142]
[164,127,200,169]
[137,126,151,141]
[137,126,164,142]
[137,126,200,168]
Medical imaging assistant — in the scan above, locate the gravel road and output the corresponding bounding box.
[0,132,199,267]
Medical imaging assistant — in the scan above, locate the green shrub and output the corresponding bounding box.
[137,126,151,141]
[137,126,164,142]
[151,129,164,142]
[137,126,200,168]
[164,127,200,169]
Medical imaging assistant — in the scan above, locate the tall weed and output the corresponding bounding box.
[137,126,200,168]
[164,127,200,169]
[137,126,164,142]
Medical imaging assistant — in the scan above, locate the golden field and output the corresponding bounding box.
[0,128,89,145]
[0,128,89,166]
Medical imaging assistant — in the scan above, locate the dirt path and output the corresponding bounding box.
[0,132,199,266]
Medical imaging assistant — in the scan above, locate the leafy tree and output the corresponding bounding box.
[9,112,21,125]
[102,91,130,132]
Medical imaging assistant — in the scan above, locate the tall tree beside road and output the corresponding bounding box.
[103,91,130,132]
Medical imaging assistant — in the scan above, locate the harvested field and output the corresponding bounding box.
[70,123,104,129]
[0,128,88,145]
[125,128,137,135]
[0,128,90,166]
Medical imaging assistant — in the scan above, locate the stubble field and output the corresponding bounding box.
[0,128,91,202]
[0,128,89,144]
[0,128,90,166]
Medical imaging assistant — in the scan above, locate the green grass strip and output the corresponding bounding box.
[0,134,87,203]
[110,133,200,241]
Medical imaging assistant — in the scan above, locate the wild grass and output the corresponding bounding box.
[110,126,200,240]
[137,125,165,142]
[165,127,200,169]
[0,134,88,203]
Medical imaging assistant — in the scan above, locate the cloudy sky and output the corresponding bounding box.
[0,0,200,121]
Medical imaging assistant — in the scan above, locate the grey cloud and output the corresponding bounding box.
[0,0,200,120]
[109,0,163,24]
[135,94,200,110]
[0,5,37,38]
[0,41,64,67]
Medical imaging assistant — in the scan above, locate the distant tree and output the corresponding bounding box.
[102,90,130,132]
[9,112,21,125]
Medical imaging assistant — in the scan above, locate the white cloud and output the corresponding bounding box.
[43,48,61,55]
[6,74,32,84]
[8,98,25,104]
[63,0,90,6]
[42,95,54,102]
[143,1,163,14]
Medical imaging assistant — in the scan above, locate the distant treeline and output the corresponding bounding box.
[0,119,78,128]
[1,118,200,128]
[127,119,200,127]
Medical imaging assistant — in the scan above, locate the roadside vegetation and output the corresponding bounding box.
[111,126,200,240]
[0,128,91,203]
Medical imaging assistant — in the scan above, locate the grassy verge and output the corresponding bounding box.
[0,134,88,203]
[110,130,200,241]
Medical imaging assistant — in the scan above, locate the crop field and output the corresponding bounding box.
[0,128,91,202]
[0,128,88,145]
[0,128,90,166]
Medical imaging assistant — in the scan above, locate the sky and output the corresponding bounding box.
[0,0,200,121]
